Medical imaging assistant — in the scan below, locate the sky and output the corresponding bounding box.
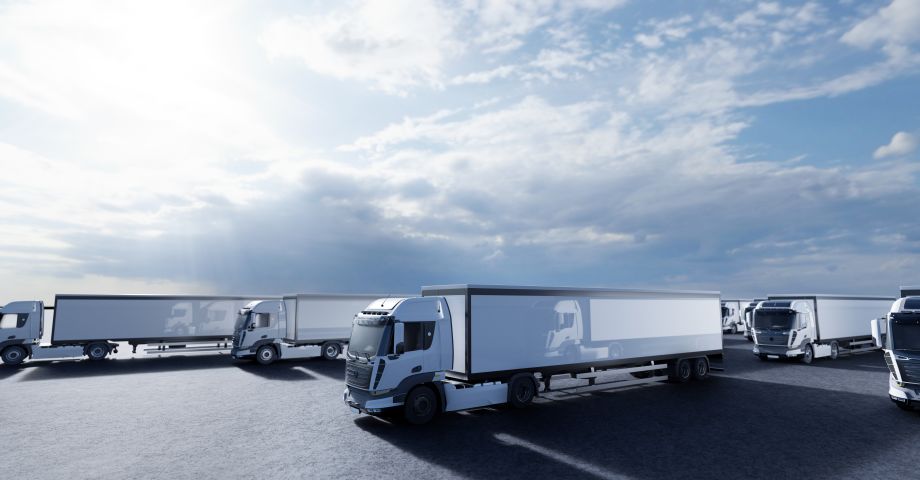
[1,0,919,304]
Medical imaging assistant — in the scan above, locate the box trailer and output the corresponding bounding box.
[0,295,259,365]
[231,293,407,365]
[721,299,748,334]
[900,286,920,297]
[343,284,723,424]
[752,294,894,364]
[871,297,920,411]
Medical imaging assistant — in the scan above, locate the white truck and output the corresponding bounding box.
[343,284,723,424]
[752,294,894,364]
[742,299,766,341]
[230,293,406,365]
[0,294,257,365]
[871,297,920,411]
[721,299,748,334]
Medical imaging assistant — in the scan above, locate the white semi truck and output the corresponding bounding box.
[721,299,748,334]
[343,284,723,424]
[0,294,257,365]
[752,294,894,364]
[742,299,766,341]
[871,296,920,411]
[230,293,406,365]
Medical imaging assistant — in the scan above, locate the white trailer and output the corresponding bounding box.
[343,284,723,424]
[231,293,406,365]
[721,299,748,334]
[0,295,257,365]
[752,294,894,364]
[871,297,920,411]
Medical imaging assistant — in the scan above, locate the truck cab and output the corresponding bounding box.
[344,296,454,423]
[0,301,43,365]
[231,300,284,363]
[751,299,819,362]
[872,297,920,410]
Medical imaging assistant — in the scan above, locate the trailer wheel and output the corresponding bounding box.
[256,345,277,365]
[830,341,839,360]
[691,357,709,380]
[404,386,438,425]
[801,344,814,364]
[321,342,341,360]
[86,343,109,361]
[508,373,537,408]
[668,359,692,383]
[1,345,27,366]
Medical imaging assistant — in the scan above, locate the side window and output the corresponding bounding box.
[403,322,436,352]
[0,313,27,329]
[255,313,271,328]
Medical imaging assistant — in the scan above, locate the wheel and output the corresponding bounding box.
[256,345,277,365]
[895,402,913,411]
[86,342,108,361]
[757,354,768,361]
[668,359,692,383]
[1,345,27,366]
[746,335,753,342]
[830,341,839,360]
[508,374,537,408]
[801,344,814,364]
[730,324,738,334]
[321,342,341,360]
[691,357,709,380]
[403,386,438,425]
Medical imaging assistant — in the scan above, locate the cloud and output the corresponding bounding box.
[841,0,920,56]
[259,0,460,95]
[874,131,918,159]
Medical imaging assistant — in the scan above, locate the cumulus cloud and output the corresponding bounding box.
[841,0,920,56]
[874,131,918,159]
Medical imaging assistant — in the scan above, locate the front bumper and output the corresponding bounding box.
[343,387,403,414]
[753,344,802,357]
[889,376,920,406]
[230,348,253,359]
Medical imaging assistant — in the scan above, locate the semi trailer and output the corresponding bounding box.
[752,294,894,364]
[871,297,920,410]
[742,299,765,341]
[231,293,407,365]
[343,284,723,424]
[0,294,258,365]
[721,299,748,334]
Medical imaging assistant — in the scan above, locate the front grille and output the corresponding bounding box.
[346,360,372,389]
[757,332,790,346]
[232,333,240,348]
[896,358,920,385]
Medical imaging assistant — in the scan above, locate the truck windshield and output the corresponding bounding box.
[754,310,795,330]
[348,323,391,357]
[234,312,249,331]
[892,323,920,351]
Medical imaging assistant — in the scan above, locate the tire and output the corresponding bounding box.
[256,345,277,365]
[1,345,27,366]
[403,386,438,425]
[668,359,692,383]
[746,335,753,343]
[895,402,913,411]
[691,357,709,380]
[321,342,341,360]
[757,354,768,361]
[730,324,738,334]
[508,374,537,408]
[801,344,814,364]
[830,341,839,360]
[86,342,109,361]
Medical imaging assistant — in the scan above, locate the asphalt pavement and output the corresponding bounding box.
[2,336,918,479]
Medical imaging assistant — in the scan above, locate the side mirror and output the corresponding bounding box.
[394,322,405,355]
[870,318,881,348]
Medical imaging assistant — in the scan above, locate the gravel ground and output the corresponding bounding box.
[2,336,918,479]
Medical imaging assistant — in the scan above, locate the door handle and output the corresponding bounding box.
[412,365,422,373]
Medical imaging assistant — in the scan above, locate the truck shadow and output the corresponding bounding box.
[721,339,888,375]
[352,377,920,479]
[234,358,345,381]
[16,354,240,381]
